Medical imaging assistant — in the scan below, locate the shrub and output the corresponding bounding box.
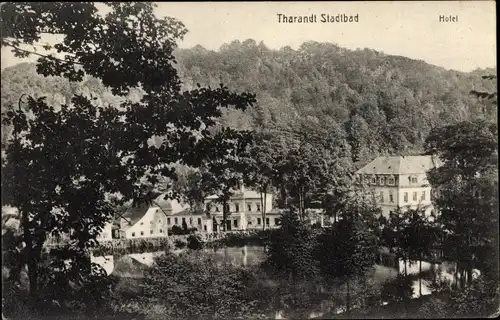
[170,225,183,235]
[263,210,320,281]
[143,252,273,319]
[380,274,414,303]
[174,238,186,249]
[187,234,203,250]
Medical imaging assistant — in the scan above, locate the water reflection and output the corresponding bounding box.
[91,246,471,318]
[90,246,266,277]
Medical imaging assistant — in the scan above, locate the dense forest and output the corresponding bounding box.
[1,39,496,164]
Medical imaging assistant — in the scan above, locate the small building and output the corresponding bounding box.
[204,185,281,231]
[117,194,189,239]
[164,209,213,233]
[354,155,440,217]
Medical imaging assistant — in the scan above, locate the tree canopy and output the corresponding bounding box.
[1,2,256,303]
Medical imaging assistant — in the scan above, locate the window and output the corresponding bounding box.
[140,231,144,236]
[389,192,394,203]
[204,225,207,231]
[256,203,261,211]
[421,191,426,201]
[275,218,280,225]
[160,229,163,233]
[150,230,153,234]
[380,191,384,202]
[233,219,238,228]
[132,232,135,237]
[174,217,178,224]
[266,218,270,225]
[411,177,418,183]
[413,192,417,201]
[379,177,385,185]
[371,176,377,185]
[189,217,193,224]
[235,203,239,212]
[431,210,436,217]
[404,192,408,202]
[140,222,143,225]
[167,218,171,225]
[158,219,161,223]
[257,218,261,225]
[387,177,395,185]
[206,203,211,212]
[247,204,252,212]
[198,218,202,225]
[182,217,186,223]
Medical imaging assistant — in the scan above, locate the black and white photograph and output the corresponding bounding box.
[1,1,498,319]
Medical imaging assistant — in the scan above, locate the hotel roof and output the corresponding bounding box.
[356,155,440,175]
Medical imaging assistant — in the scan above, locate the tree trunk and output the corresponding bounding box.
[260,190,266,231]
[21,210,40,304]
[222,199,227,232]
[301,187,306,219]
[346,278,351,315]
[404,258,407,277]
[362,276,367,309]
[419,254,422,297]
[263,188,267,230]
[280,183,287,207]
[27,255,39,303]
[298,189,303,220]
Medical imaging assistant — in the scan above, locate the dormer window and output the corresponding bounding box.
[206,203,211,212]
[411,177,418,183]
[387,176,395,185]
[379,177,385,185]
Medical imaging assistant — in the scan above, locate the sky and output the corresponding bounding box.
[1,1,496,72]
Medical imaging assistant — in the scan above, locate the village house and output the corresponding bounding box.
[163,208,213,233]
[204,185,281,231]
[355,155,440,218]
[110,185,283,237]
[115,194,189,239]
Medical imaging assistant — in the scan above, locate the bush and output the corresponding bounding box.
[418,296,451,318]
[174,238,186,249]
[380,274,414,303]
[169,225,197,235]
[263,210,321,281]
[448,276,500,317]
[170,225,184,235]
[143,252,273,319]
[187,234,203,250]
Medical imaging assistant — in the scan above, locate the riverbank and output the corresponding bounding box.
[90,230,272,256]
[318,292,451,319]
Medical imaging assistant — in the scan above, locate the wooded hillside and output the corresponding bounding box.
[2,39,496,162]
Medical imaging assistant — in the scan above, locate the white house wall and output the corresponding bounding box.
[124,207,169,239]
[97,221,114,241]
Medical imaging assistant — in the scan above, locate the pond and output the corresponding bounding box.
[91,245,472,319]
